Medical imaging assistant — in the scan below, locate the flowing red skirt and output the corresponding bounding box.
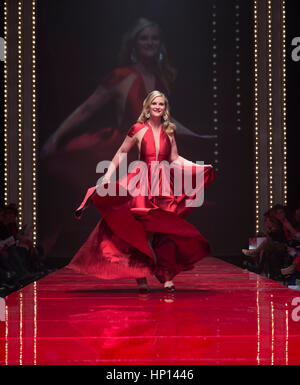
[68,162,215,283]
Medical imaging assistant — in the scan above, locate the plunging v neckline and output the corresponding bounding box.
[147,122,162,161]
[131,65,157,95]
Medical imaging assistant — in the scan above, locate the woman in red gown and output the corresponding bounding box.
[40,18,215,258]
[41,18,208,189]
[68,90,215,292]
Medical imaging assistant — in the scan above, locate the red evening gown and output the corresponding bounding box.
[39,66,169,256]
[68,122,215,283]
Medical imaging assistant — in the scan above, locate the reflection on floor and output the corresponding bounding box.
[1,257,300,365]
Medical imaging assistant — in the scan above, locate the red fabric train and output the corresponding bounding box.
[68,122,215,283]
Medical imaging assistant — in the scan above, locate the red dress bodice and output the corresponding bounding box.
[70,122,215,283]
[127,122,171,163]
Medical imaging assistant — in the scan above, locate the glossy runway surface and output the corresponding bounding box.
[1,257,300,365]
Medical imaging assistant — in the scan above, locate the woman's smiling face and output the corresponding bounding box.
[149,96,166,119]
[135,25,160,60]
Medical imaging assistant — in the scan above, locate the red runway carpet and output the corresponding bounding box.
[1,257,300,365]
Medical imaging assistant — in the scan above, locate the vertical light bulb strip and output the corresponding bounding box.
[235,1,242,132]
[4,1,9,206]
[32,0,37,246]
[254,0,260,233]
[212,4,219,172]
[17,0,23,230]
[267,0,273,208]
[282,0,287,206]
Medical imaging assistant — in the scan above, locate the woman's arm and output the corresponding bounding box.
[169,132,191,165]
[42,84,116,155]
[102,133,137,182]
[170,117,217,139]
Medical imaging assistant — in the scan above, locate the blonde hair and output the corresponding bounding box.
[117,18,177,94]
[137,90,176,135]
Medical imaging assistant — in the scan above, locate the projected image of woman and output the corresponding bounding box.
[68,90,215,293]
[40,18,215,257]
[42,18,213,177]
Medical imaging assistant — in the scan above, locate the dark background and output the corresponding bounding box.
[1,0,256,259]
[37,0,255,260]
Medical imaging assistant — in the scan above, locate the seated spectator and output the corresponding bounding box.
[242,206,293,280]
[242,209,286,258]
[0,203,54,295]
[0,205,29,288]
[281,247,300,284]
[290,204,300,233]
[2,205,33,272]
[271,204,300,243]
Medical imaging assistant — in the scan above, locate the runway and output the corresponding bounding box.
[1,256,300,365]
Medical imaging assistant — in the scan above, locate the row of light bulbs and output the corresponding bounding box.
[4,2,8,358]
[254,0,287,233]
[234,2,242,132]
[267,0,274,209]
[4,2,8,207]
[18,1,23,231]
[3,0,37,246]
[254,0,260,234]
[212,4,219,172]
[32,0,37,247]
[267,0,288,209]
[282,0,287,206]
